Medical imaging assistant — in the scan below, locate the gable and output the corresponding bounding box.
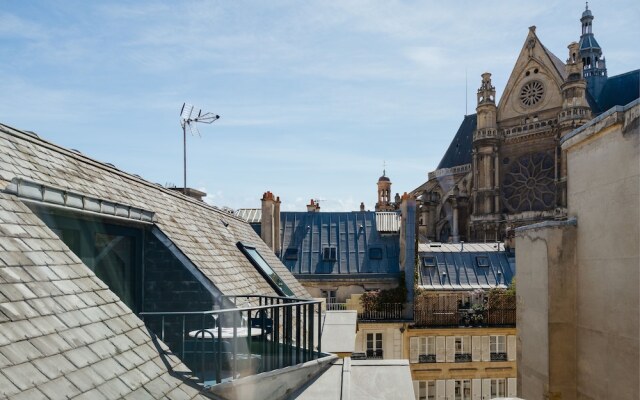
[497,27,566,123]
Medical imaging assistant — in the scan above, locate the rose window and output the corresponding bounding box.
[502,152,555,212]
[519,81,544,107]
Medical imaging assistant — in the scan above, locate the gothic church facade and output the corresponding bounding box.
[412,5,639,243]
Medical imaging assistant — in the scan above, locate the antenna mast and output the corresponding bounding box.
[465,68,468,116]
[180,103,220,195]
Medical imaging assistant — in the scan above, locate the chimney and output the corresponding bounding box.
[399,192,416,305]
[306,199,320,212]
[360,202,365,212]
[169,187,207,201]
[261,191,277,252]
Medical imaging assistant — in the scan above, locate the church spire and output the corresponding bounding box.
[578,2,607,98]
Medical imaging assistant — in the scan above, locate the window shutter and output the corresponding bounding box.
[482,379,491,399]
[410,337,419,363]
[436,336,446,362]
[472,336,481,362]
[445,336,455,362]
[507,335,516,361]
[481,336,490,361]
[436,380,446,400]
[472,379,482,400]
[413,381,420,400]
[446,380,455,399]
[507,378,517,397]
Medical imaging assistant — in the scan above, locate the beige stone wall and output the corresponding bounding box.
[516,222,577,400]
[516,101,639,400]
[564,102,639,400]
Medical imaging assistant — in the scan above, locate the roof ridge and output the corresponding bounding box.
[0,122,245,223]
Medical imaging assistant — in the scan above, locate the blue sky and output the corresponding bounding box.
[1,1,638,211]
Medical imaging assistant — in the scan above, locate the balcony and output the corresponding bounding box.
[366,349,384,359]
[455,353,472,362]
[414,293,515,328]
[418,354,436,363]
[140,295,324,386]
[491,352,508,361]
[358,303,404,321]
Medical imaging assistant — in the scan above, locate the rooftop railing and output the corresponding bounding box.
[140,295,323,386]
[358,302,404,321]
[414,293,515,328]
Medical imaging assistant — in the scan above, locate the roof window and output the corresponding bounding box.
[369,247,383,260]
[284,248,298,261]
[323,247,337,262]
[422,256,436,267]
[476,256,490,267]
[238,242,294,296]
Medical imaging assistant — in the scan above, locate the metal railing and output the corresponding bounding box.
[414,293,516,327]
[358,303,404,321]
[366,349,384,359]
[326,302,347,311]
[139,295,323,386]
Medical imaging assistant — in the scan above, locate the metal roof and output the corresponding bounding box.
[279,211,400,276]
[417,246,515,290]
[593,70,640,114]
[375,211,401,233]
[436,114,476,170]
[418,242,505,252]
[235,208,262,224]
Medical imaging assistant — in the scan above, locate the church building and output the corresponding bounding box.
[412,4,639,243]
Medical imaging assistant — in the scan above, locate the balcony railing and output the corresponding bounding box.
[414,293,515,328]
[455,353,472,362]
[358,303,404,321]
[326,302,347,311]
[366,349,384,359]
[139,295,323,386]
[418,354,436,363]
[490,352,508,361]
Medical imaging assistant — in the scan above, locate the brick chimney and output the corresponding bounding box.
[260,191,281,254]
[306,199,320,212]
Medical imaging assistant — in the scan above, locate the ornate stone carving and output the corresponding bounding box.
[503,152,556,212]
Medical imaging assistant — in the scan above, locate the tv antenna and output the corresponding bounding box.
[180,103,220,194]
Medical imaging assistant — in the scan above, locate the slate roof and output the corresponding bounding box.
[0,123,308,299]
[436,114,476,170]
[591,70,640,114]
[279,212,400,277]
[0,193,208,399]
[417,244,515,290]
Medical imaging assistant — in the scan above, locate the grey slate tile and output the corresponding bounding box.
[2,361,49,391]
[32,353,76,380]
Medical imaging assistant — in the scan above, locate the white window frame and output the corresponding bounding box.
[414,380,436,400]
[490,378,506,397]
[366,332,383,359]
[454,379,472,400]
[490,335,506,353]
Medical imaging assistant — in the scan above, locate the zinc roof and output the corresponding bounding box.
[280,211,400,276]
[418,243,514,290]
[0,193,209,399]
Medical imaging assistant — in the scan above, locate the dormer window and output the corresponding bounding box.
[323,247,337,261]
[476,256,490,267]
[369,247,383,260]
[422,256,436,267]
[284,248,298,260]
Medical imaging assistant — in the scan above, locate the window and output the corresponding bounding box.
[454,336,471,362]
[323,246,337,261]
[41,212,141,311]
[454,380,471,400]
[490,335,507,361]
[321,290,337,304]
[366,333,383,359]
[414,380,436,400]
[238,242,295,297]
[284,248,298,260]
[369,247,383,260]
[491,379,506,397]
[422,256,436,267]
[410,336,436,363]
[476,256,490,267]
